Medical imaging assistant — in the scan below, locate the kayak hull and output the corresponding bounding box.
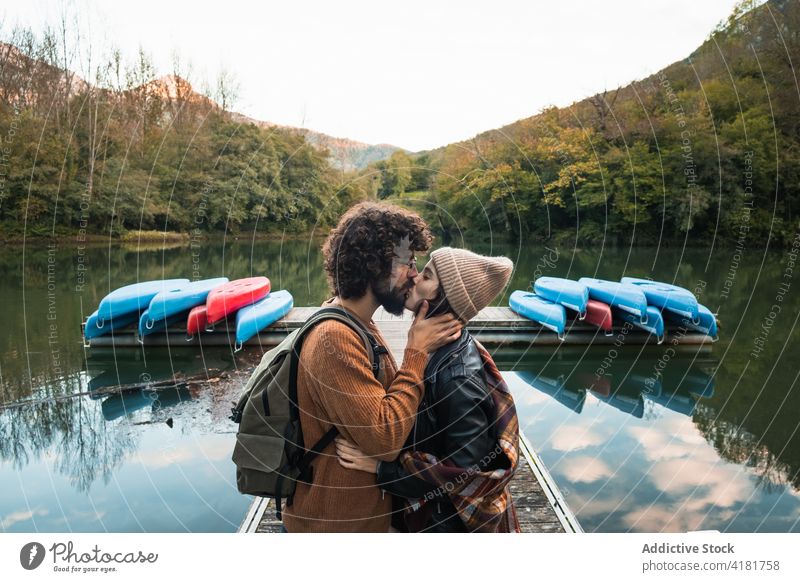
[138,309,190,338]
[145,277,229,324]
[614,305,665,342]
[84,309,140,340]
[235,290,294,346]
[663,303,717,338]
[97,279,189,321]
[620,278,699,320]
[583,299,613,332]
[509,290,567,335]
[206,277,271,325]
[186,305,208,337]
[533,277,589,316]
[578,278,648,322]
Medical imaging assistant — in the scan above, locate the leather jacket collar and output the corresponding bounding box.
[425,329,473,381]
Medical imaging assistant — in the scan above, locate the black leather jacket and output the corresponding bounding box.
[376,330,501,532]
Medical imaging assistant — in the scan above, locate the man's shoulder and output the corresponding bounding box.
[301,318,369,352]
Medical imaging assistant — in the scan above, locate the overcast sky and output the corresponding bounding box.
[3,0,743,151]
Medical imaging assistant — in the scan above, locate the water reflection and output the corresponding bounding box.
[508,349,716,420]
[505,347,800,532]
[0,345,249,532]
[2,240,800,532]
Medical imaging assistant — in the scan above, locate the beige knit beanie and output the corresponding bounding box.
[429,247,514,322]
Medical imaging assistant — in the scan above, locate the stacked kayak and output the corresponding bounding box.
[620,277,699,321]
[84,276,294,349]
[140,277,229,331]
[533,277,589,317]
[509,290,567,336]
[509,274,718,343]
[614,305,666,343]
[84,309,141,340]
[95,279,189,323]
[86,278,190,341]
[206,277,271,325]
[578,278,649,322]
[139,277,229,338]
[234,289,294,349]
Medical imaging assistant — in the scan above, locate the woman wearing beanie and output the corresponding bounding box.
[336,247,521,532]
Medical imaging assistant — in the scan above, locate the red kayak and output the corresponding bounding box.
[584,299,613,332]
[186,305,208,337]
[205,277,271,325]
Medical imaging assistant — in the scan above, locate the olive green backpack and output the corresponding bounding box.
[230,307,387,519]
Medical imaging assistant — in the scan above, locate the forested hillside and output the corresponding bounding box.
[0,37,367,238]
[2,0,798,245]
[375,0,800,247]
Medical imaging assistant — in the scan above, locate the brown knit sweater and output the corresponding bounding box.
[282,314,427,533]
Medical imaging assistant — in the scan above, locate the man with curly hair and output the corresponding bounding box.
[282,201,463,532]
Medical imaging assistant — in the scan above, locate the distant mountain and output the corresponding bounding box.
[0,41,398,172]
[230,111,401,171]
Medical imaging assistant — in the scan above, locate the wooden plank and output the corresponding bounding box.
[245,443,569,533]
[519,433,583,533]
[239,496,269,533]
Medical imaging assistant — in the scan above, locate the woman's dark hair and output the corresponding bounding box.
[425,282,457,319]
[322,201,433,299]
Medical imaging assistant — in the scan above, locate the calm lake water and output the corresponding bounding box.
[1,236,799,532]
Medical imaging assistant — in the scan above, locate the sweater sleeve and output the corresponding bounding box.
[299,320,428,461]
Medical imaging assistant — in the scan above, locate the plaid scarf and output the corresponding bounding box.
[399,341,521,533]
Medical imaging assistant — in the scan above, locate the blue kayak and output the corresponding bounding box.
[235,290,294,348]
[578,278,648,322]
[533,277,589,316]
[84,309,140,340]
[621,276,693,295]
[614,305,665,343]
[620,278,699,321]
[142,277,229,328]
[138,309,190,339]
[509,290,567,336]
[663,303,717,338]
[97,279,189,322]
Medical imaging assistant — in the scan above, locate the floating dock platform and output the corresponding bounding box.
[85,306,715,350]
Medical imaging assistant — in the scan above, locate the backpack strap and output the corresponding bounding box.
[277,307,388,519]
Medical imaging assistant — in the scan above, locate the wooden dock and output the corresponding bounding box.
[86,306,715,350]
[237,310,584,534]
[239,435,581,533]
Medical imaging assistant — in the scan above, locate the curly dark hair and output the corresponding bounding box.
[323,201,433,299]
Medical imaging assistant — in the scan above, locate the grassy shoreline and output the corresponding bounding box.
[1,229,329,245]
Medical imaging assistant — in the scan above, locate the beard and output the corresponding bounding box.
[372,278,411,316]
